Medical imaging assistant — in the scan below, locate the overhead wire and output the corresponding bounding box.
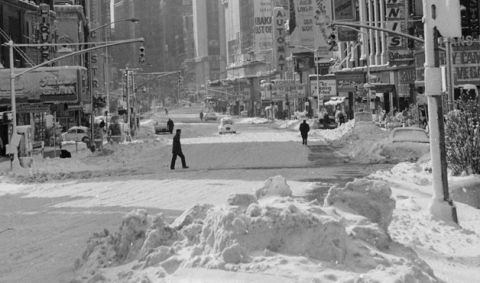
[0,26,36,67]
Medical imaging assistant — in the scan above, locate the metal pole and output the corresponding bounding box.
[8,41,16,132]
[88,50,95,151]
[126,67,131,140]
[8,40,17,166]
[446,38,455,112]
[315,52,320,117]
[366,61,371,112]
[423,4,458,223]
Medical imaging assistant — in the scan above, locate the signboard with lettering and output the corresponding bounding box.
[385,0,413,64]
[289,0,333,56]
[254,0,273,52]
[273,7,288,72]
[334,0,355,20]
[0,67,86,104]
[336,71,365,92]
[415,37,480,86]
[310,75,336,98]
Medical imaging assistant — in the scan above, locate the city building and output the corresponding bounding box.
[0,0,57,153]
[223,0,276,116]
[332,0,419,118]
[192,0,226,87]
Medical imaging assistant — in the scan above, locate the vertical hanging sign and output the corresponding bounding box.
[273,7,288,73]
[39,4,50,62]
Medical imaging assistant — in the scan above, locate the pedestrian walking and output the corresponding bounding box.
[299,120,310,145]
[167,118,174,134]
[170,129,188,170]
[165,108,169,115]
[200,111,204,121]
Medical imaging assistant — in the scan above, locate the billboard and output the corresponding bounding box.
[0,66,86,104]
[289,0,333,56]
[254,0,273,52]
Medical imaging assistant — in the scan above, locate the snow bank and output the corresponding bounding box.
[73,176,439,282]
[236,117,270,124]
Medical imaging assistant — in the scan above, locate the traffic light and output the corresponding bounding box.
[139,46,145,63]
[327,33,337,51]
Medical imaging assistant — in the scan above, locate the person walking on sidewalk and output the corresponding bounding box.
[170,129,189,170]
[299,120,310,145]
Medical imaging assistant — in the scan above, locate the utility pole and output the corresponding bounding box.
[423,0,461,223]
[126,67,131,141]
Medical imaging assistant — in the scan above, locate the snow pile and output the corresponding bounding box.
[328,122,429,163]
[236,117,270,124]
[73,176,440,282]
[310,119,355,141]
[255,175,292,199]
[371,161,480,282]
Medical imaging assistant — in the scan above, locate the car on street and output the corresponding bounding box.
[218,116,236,134]
[61,126,90,143]
[154,120,170,134]
[204,112,218,121]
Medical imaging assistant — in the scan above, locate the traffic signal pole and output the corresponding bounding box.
[423,1,458,224]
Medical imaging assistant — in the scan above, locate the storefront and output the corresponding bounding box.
[0,66,88,146]
[335,71,365,119]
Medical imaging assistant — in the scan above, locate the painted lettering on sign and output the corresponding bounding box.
[273,7,288,72]
[254,0,273,52]
[386,0,406,50]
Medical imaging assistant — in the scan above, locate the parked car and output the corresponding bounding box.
[154,120,170,134]
[61,126,90,143]
[204,112,218,121]
[218,116,236,134]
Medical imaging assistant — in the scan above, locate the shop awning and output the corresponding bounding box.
[324,96,346,106]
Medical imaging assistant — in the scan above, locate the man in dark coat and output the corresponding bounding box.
[167,118,174,134]
[299,120,310,145]
[171,129,188,170]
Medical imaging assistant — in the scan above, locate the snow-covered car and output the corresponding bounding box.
[154,120,169,134]
[61,126,90,143]
[218,116,236,134]
[204,112,218,121]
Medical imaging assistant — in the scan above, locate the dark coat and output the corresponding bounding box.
[172,133,182,153]
[299,122,310,136]
[167,119,174,131]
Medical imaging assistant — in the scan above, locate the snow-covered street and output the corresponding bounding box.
[0,107,479,283]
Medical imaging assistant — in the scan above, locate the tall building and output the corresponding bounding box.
[85,0,111,100]
[181,0,196,99]
[192,0,226,87]
[224,0,291,117]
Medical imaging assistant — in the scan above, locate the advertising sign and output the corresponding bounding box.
[0,67,86,103]
[385,0,413,63]
[310,76,337,98]
[415,37,480,86]
[334,0,355,20]
[273,7,288,72]
[254,0,273,52]
[289,0,333,55]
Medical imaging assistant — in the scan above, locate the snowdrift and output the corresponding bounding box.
[73,176,439,282]
[325,121,430,164]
